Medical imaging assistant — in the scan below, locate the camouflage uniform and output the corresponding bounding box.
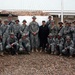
[46,16,51,26]
[71,20,75,46]
[9,20,15,33]
[20,21,29,36]
[60,21,72,39]
[2,19,10,49]
[19,33,31,54]
[55,33,64,55]
[8,14,15,25]
[48,20,58,37]
[13,19,21,41]
[6,33,18,55]
[62,36,75,56]
[58,22,63,33]
[47,33,56,54]
[0,18,3,36]
[0,32,3,52]
[29,16,39,51]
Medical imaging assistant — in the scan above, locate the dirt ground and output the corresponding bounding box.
[0,52,75,75]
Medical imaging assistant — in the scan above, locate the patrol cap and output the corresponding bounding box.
[58,21,63,24]
[22,20,27,23]
[10,32,14,35]
[8,14,12,17]
[22,33,26,37]
[66,36,71,39]
[4,19,8,22]
[48,33,53,36]
[32,16,36,19]
[58,33,62,36]
[15,19,19,22]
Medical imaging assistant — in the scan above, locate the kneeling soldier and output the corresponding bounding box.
[47,33,55,54]
[62,36,75,57]
[55,33,64,55]
[19,33,31,54]
[6,32,18,55]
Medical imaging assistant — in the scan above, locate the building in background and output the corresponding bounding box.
[0,10,18,23]
[0,10,75,25]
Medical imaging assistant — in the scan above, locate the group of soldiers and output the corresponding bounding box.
[0,14,75,57]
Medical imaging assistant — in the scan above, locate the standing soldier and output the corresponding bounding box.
[46,16,52,26]
[71,20,75,47]
[20,20,29,37]
[6,32,19,55]
[29,16,39,52]
[39,21,49,52]
[9,20,15,34]
[0,18,3,35]
[60,21,72,39]
[8,14,15,25]
[58,21,63,33]
[62,36,75,57]
[8,14,15,33]
[0,32,4,56]
[64,20,68,26]
[48,20,58,38]
[0,18,3,55]
[19,33,31,54]
[13,19,21,42]
[2,19,10,50]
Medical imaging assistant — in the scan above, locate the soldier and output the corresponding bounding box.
[29,16,39,52]
[48,20,58,37]
[9,20,15,34]
[8,14,15,35]
[6,32,19,55]
[20,20,29,37]
[60,21,72,39]
[0,32,4,56]
[2,19,10,50]
[0,18,3,36]
[58,21,63,33]
[71,20,75,46]
[64,20,68,26]
[47,33,56,54]
[13,19,21,42]
[39,20,49,52]
[0,18,4,56]
[55,33,64,55]
[62,36,75,57]
[19,33,31,54]
[46,16,52,26]
[8,14,15,25]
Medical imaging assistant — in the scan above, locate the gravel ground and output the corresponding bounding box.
[0,52,75,75]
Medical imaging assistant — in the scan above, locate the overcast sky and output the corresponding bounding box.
[0,0,75,10]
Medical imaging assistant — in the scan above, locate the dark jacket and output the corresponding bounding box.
[39,25,49,43]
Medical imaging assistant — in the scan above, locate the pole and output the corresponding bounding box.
[61,0,64,22]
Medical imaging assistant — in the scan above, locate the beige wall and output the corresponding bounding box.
[53,15,75,26]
